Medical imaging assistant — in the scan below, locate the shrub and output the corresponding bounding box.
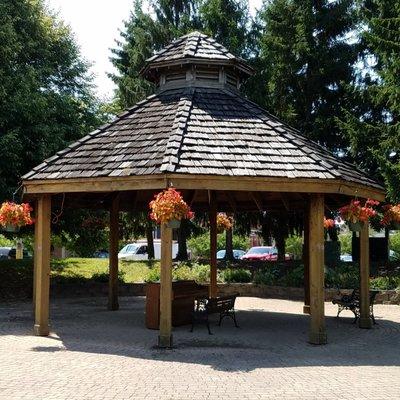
[188,232,248,258]
[370,276,400,290]
[285,235,303,260]
[191,263,210,282]
[280,265,304,287]
[91,271,126,283]
[338,233,352,255]
[145,265,160,282]
[325,264,359,289]
[172,264,195,281]
[222,268,252,283]
[253,269,278,285]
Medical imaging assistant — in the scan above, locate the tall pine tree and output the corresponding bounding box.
[340,0,400,201]
[249,0,360,152]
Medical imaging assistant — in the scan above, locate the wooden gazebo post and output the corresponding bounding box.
[209,191,218,298]
[159,223,173,348]
[308,194,327,344]
[359,222,372,328]
[303,203,311,314]
[108,194,120,311]
[34,194,51,336]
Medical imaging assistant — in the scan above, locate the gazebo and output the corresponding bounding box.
[22,32,385,348]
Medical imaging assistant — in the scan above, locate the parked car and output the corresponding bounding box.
[118,240,179,261]
[340,253,352,263]
[241,246,291,261]
[93,250,109,258]
[216,249,246,260]
[0,247,31,259]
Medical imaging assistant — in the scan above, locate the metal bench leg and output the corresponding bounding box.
[206,318,212,335]
[232,312,239,328]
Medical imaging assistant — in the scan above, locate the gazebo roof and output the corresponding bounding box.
[141,31,254,79]
[22,32,384,202]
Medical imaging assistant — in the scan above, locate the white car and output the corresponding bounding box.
[118,240,179,261]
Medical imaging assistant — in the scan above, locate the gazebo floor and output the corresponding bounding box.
[1,297,399,399]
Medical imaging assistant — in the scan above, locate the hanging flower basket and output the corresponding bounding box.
[216,213,233,233]
[149,188,194,228]
[0,202,34,232]
[339,199,379,232]
[381,204,400,229]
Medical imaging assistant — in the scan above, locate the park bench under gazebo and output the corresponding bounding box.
[22,32,385,348]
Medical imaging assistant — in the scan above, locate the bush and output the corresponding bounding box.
[390,232,400,258]
[285,235,303,260]
[370,276,400,290]
[145,265,160,282]
[253,269,278,285]
[338,233,352,255]
[280,265,304,287]
[191,263,210,282]
[91,271,126,283]
[222,268,252,283]
[325,264,359,289]
[188,232,248,258]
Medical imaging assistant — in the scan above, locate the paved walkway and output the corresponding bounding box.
[0,296,399,400]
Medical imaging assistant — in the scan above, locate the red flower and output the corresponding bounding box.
[339,199,379,223]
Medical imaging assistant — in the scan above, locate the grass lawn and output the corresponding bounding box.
[51,258,158,283]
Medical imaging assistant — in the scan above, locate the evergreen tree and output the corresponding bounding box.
[200,0,251,57]
[0,0,103,200]
[250,0,360,152]
[340,0,400,201]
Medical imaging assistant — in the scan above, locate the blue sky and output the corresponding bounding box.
[46,0,263,100]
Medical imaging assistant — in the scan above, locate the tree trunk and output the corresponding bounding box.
[276,232,286,261]
[176,219,188,261]
[225,228,234,260]
[146,223,155,259]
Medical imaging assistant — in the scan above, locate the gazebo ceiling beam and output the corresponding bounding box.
[23,174,385,202]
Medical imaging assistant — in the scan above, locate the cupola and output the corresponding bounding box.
[140,31,254,92]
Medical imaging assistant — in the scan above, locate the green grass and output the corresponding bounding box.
[51,258,158,283]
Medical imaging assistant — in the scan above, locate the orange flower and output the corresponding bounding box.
[381,204,400,226]
[0,202,34,228]
[217,213,233,233]
[149,188,194,224]
[324,218,335,229]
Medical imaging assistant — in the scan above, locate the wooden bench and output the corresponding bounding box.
[332,289,378,324]
[191,294,239,334]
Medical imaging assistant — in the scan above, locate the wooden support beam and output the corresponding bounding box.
[34,195,51,336]
[209,191,218,298]
[250,192,263,212]
[280,194,290,211]
[158,223,173,348]
[308,194,327,344]
[108,194,120,311]
[303,205,310,315]
[359,222,372,329]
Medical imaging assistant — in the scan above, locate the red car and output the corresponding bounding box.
[241,246,291,261]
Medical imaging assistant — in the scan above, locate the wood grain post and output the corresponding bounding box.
[209,191,218,298]
[158,223,173,348]
[308,194,327,344]
[34,195,51,336]
[108,194,120,311]
[303,204,311,315]
[359,222,372,329]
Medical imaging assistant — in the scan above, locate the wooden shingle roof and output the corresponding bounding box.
[22,86,383,192]
[141,31,254,78]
